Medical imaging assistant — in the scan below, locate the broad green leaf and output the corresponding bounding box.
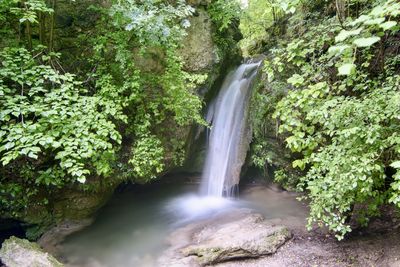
[338,63,356,76]
[328,45,351,56]
[28,152,38,159]
[363,17,385,26]
[77,176,86,183]
[4,142,15,150]
[391,161,400,169]
[287,74,304,87]
[335,28,362,42]
[350,15,370,26]
[370,6,384,16]
[353,36,380,47]
[380,21,397,30]
[293,159,305,170]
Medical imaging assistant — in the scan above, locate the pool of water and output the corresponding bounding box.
[59,181,308,267]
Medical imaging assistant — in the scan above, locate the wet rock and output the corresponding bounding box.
[52,188,114,221]
[158,209,291,266]
[183,216,291,265]
[0,236,63,267]
[18,180,117,240]
[38,219,93,256]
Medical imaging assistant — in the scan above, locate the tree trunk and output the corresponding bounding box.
[39,12,46,46]
[48,0,56,52]
[26,22,32,50]
[335,0,346,27]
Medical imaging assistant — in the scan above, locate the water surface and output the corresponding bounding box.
[60,182,308,267]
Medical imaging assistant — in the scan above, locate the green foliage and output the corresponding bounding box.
[208,0,241,32]
[91,0,207,181]
[0,0,56,49]
[329,0,400,75]
[0,0,211,218]
[0,47,125,215]
[275,79,400,239]
[9,0,52,24]
[160,50,207,126]
[0,47,123,183]
[249,81,286,166]
[207,0,241,58]
[247,0,400,239]
[239,0,276,56]
[111,0,194,47]
[129,134,164,180]
[239,0,300,56]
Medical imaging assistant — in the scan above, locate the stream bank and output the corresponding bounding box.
[36,180,400,267]
[217,219,400,267]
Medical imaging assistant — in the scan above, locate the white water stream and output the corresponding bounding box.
[201,63,259,197]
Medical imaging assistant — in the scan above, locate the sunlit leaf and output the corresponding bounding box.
[338,63,356,75]
[353,36,380,47]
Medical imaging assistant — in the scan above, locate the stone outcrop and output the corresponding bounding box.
[179,9,219,73]
[158,209,291,266]
[0,236,63,267]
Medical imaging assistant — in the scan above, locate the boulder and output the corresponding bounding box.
[158,209,291,266]
[0,236,63,267]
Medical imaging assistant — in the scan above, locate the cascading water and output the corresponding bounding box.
[201,62,260,197]
[165,62,260,223]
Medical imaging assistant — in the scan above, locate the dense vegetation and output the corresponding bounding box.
[0,0,233,222]
[245,0,400,238]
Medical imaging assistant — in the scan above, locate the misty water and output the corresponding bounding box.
[59,181,308,267]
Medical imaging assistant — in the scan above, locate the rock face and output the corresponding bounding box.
[37,219,93,256]
[158,209,291,266]
[180,8,219,73]
[0,236,63,267]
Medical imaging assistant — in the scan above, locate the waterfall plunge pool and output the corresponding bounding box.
[58,63,308,266]
[58,180,308,267]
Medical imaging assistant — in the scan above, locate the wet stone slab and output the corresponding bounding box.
[158,208,292,266]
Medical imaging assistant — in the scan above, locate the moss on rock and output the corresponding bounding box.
[0,236,63,267]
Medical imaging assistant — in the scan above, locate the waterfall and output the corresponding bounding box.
[200,63,260,197]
